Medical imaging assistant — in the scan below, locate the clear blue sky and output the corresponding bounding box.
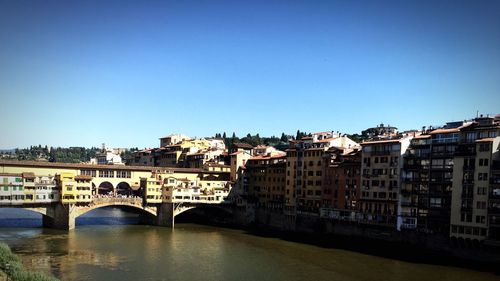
[0,0,499,149]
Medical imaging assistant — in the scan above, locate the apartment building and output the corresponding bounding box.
[285,132,358,213]
[450,115,500,244]
[403,121,471,233]
[244,152,286,210]
[321,147,361,217]
[359,136,412,229]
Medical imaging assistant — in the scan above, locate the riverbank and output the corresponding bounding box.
[0,243,58,281]
[176,208,500,274]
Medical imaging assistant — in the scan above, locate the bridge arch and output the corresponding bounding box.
[75,201,157,218]
[0,207,51,218]
[173,203,233,220]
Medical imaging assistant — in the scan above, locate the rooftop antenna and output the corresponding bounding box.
[476,110,479,118]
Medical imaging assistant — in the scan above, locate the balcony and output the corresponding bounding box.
[491,160,500,172]
[455,145,476,156]
[400,201,417,207]
[463,165,475,172]
[400,189,412,196]
[489,217,500,226]
[461,192,474,199]
[462,179,474,184]
[489,207,500,215]
[490,190,500,200]
[370,150,392,156]
[461,206,473,213]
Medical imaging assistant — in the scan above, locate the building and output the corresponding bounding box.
[56,173,92,204]
[244,151,287,210]
[0,173,24,205]
[359,135,412,229]
[159,134,190,147]
[285,132,359,214]
[92,147,124,165]
[403,121,471,233]
[253,145,277,156]
[450,115,500,245]
[320,147,361,219]
[126,149,155,166]
[362,123,398,139]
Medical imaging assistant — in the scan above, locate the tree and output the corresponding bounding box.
[280,133,288,142]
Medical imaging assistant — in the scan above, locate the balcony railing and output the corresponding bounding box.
[455,145,476,156]
[463,165,475,171]
[489,207,500,215]
[461,206,473,212]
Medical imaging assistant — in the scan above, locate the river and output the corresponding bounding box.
[0,208,497,281]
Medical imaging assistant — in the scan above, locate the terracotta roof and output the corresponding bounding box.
[313,131,333,135]
[316,137,339,143]
[475,138,495,143]
[22,172,36,178]
[0,160,229,174]
[249,154,286,161]
[429,128,460,134]
[232,143,254,149]
[75,175,93,180]
[0,173,22,177]
[429,123,472,135]
[413,134,431,139]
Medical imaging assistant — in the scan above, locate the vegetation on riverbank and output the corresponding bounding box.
[0,243,58,281]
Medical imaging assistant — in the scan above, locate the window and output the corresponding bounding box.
[116,171,131,178]
[478,173,488,181]
[476,201,486,209]
[430,197,442,208]
[477,187,486,195]
[99,170,114,178]
[478,143,490,152]
[478,159,489,166]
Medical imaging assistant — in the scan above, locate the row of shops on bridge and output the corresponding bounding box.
[0,163,232,206]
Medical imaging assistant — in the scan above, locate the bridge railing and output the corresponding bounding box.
[91,197,143,206]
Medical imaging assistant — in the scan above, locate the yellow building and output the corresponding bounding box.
[142,174,162,204]
[57,173,92,204]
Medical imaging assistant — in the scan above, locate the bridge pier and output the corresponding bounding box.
[156,203,174,228]
[43,203,76,230]
[137,203,174,228]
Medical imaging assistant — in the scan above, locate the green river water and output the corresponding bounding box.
[0,208,498,281]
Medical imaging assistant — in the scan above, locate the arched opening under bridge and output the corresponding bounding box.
[76,205,156,226]
[0,207,46,228]
[175,204,233,225]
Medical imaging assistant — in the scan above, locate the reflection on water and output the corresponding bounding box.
[0,208,498,281]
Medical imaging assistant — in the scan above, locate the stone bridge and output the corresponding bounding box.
[9,197,231,230]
